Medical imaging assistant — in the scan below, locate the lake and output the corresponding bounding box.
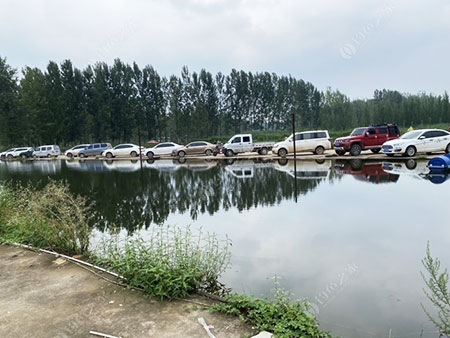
[1,158,449,338]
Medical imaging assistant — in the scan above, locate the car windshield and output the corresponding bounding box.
[350,128,366,136]
[400,131,423,139]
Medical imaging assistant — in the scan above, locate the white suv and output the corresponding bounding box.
[272,130,332,157]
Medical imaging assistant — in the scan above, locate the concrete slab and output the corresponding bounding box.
[0,245,251,338]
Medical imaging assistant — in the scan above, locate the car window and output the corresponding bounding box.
[388,126,398,135]
[101,143,107,147]
[351,128,366,136]
[377,127,388,134]
[94,144,100,149]
[232,137,241,144]
[294,133,303,141]
[315,132,327,139]
[87,145,93,149]
[242,136,251,143]
[74,146,85,150]
[422,131,435,139]
[432,130,449,138]
[302,133,314,140]
[367,128,376,135]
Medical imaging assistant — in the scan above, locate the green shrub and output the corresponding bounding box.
[421,242,450,335]
[211,282,332,338]
[92,225,231,300]
[0,181,92,255]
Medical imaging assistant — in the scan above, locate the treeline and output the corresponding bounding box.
[0,56,449,146]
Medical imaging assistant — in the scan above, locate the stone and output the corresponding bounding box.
[251,332,273,338]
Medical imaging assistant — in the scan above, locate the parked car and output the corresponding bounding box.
[3,147,31,159]
[334,124,400,156]
[222,134,274,157]
[65,144,90,158]
[78,143,112,158]
[382,129,450,157]
[0,148,16,159]
[144,142,183,159]
[17,147,35,159]
[272,130,332,157]
[33,145,61,158]
[102,144,143,158]
[173,141,217,157]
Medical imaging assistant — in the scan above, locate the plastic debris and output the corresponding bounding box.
[197,317,215,338]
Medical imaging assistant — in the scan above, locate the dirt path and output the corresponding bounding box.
[0,244,251,338]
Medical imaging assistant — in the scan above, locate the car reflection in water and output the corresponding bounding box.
[65,160,109,173]
[104,160,141,173]
[175,158,218,172]
[335,159,399,184]
[382,160,450,185]
[224,159,273,179]
[0,160,61,175]
[273,159,331,180]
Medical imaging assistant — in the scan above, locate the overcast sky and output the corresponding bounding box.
[1,0,448,98]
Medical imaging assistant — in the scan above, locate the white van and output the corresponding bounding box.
[272,130,332,157]
[33,145,61,158]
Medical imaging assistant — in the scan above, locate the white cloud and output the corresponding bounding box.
[0,0,448,97]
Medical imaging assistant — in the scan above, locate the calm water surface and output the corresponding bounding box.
[1,158,449,338]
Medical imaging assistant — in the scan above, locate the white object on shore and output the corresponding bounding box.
[251,332,274,338]
[89,331,122,338]
[197,317,215,338]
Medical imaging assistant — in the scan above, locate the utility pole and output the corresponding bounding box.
[138,125,144,184]
[291,112,298,202]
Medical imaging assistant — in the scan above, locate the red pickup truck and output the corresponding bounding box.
[334,124,400,156]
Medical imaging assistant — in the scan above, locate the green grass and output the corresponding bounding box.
[0,181,91,255]
[211,281,332,338]
[92,225,232,300]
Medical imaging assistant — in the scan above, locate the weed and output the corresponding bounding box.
[421,242,450,336]
[92,225,231,300]
[0,181,92,255]
[211,279,332,338]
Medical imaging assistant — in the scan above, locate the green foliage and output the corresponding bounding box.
[421,242,450,336]
[0,181,91,255]
[1,55,450,148]
[92,225,231,300]
[211,281,332,338]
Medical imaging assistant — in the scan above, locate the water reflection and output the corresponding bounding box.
[0,159,448,232]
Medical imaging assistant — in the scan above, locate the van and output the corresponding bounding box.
[272,130,332,156]
[33,145,61,158]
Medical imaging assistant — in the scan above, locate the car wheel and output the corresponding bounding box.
[371,148,381,154]
[7,154,13,159]
[350,144,362,156]
[335,150,346,156]
[67,152,73,158]
[350,159,363,171]
[225,149,234,157]
[106,152,114,159]
[259,147,268,155]
[205,149,213,156]
[178,150,186,157]
[404,146,416,157]
[146,151,154,159]
[79,153,85,158]
[406,159,417,170]
[314,146,325,155]
[278,148,287,157]
[446,143,450,154]
[130,151,138,157]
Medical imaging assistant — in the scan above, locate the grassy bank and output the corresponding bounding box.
[0,181,91,255]
[0,181,332,337]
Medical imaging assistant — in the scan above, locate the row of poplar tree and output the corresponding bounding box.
[0,56,449,146]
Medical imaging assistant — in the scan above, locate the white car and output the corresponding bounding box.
[272,130,332,157]
[65,144,90,158]
[0,148,16,159]
[102,144,143,158]
[382,129,450,157]
[3,147,30,159]
[144,142,183,159]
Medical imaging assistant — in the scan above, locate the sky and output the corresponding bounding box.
[0,0,449,99]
